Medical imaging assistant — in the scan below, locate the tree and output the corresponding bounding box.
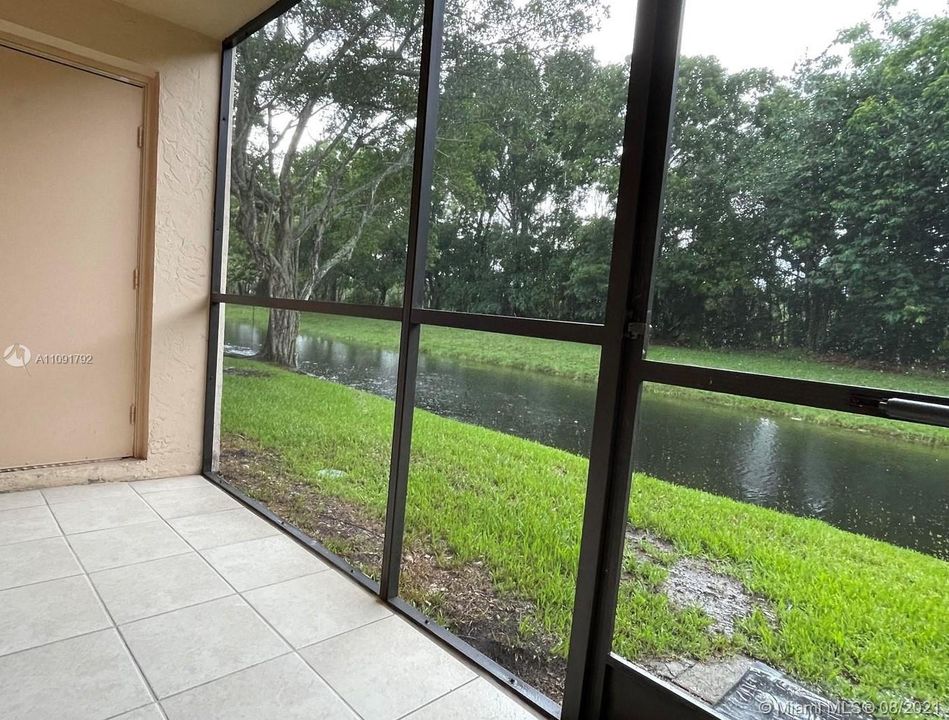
[652,57,775,349]
[652,9,947,366]
[229,0,948,368]
[230,0,422,365]
[230,0,609,362]
[748,10,949,363]
[828,12,949,363]
[426,42,627,320]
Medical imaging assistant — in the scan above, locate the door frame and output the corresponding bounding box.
[0,27,158,461]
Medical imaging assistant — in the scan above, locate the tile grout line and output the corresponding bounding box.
[146,483,372,718]
[42,489,150,506]
[0,493,83,661]
[103,699,169,720]
[291,616,429,720]
[0,527,79,597]
[0,624,122,663]
[86,549,195,577]
[295,613,394,654]
[132,480,246,521]
[44,485,165,710]
[286,663,367,720]
[110,589,240,628]
[51,524,328,623]
[0,531,63,549]
[132,485,210,497]
[145,479,386,719]
[172,527,282,552]
[106,560,366,630]
[57,516,161,539]
[7,479,520,720]
[205,484,550,720]
[129,476,218,496]
[161,515,282,551]
[101,567,389,659]
[130,478,284,547]
[0,566,85,593]
[289,612,479,720]
[0,502,47,514]
[6,486,328,713]
[154,649,298,706]
[143,505,245,522]
[185,527,338,557]
[0,494,271,658]
[394,676,481,720]
[162,476,514,720]
[0,497,62,548]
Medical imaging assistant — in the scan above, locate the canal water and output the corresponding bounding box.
[224,318,949,559]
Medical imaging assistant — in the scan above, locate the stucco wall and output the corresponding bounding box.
[0,0,219,491]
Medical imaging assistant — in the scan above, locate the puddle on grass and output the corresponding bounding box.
[662,558,775,637]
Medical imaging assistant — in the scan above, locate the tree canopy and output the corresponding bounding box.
[228,0,948,368]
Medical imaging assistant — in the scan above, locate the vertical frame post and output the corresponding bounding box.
[203,46,236,474]
[380,0,446,599]
[561,1,684,717]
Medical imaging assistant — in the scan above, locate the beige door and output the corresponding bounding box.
[0,44,144,470]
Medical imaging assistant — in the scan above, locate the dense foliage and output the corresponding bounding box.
[229,0,948,367]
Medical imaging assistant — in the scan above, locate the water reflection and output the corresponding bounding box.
[224,317,949,559]
[739,418,781,506]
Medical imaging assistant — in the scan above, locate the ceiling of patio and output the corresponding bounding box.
[111,0,277,39]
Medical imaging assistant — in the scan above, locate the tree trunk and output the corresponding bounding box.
[261,309,299,367]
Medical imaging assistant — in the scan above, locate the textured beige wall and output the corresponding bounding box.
[0,0,219,491]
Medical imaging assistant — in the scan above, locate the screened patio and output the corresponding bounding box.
[1,0,946,719]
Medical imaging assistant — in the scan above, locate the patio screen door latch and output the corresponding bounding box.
[137,126,144,149]
[129,403,136,425]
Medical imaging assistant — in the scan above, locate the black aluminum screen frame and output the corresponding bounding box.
[202,1,947,717]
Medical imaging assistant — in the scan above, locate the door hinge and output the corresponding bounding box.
[129,403,136,425]
[133,268,139,290]
[137,126,144,148]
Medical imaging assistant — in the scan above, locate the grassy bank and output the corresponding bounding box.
[222,357,949,716]
[225,306,949,445]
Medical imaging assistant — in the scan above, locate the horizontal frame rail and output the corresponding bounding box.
[213,294,946,425]
[411,308,605,345]
[212,293,605,344]
[637,359,949,422]
[212,292,403,322]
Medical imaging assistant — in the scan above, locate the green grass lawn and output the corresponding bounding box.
[221,357,949,716]
[225,306,949,445]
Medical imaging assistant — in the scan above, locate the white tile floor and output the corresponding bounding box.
[0,476,544,720]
